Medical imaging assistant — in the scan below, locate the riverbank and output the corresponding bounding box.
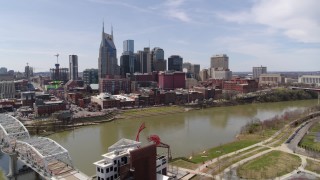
[0,169,4,180]
[170,106,320,172]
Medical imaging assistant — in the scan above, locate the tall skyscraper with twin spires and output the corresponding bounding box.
[98,23,119,79]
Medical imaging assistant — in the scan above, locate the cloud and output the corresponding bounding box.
[217,0,320,43]
[164,0,191,22]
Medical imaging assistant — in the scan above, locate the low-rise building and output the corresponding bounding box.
[298,75,320,86]
[223,78,258,93]
[93,138,169,180]
[0,81,15,99]
[33,100,67,117]
[259,74,284,86]
[158,72,185,90]
[99,77,131,95]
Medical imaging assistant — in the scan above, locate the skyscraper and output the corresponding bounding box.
[151,47,166,71]
[136,48,151,73]
[210,54,232,80]
[168,55,183,71]
[123,40,134,53]
[210,54,229,70]
[24,63,33,79]
[98,23,119,79]
[69,55,78,80]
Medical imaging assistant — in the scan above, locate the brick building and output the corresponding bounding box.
[158,72,185,90]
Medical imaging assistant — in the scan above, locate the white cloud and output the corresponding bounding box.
[218,0,320,43]
[164,0,191,22]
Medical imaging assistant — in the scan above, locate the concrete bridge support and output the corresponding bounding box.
[7,152,17,180]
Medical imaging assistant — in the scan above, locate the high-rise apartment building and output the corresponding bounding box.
[211,54,229,70]
[123,40,134,53]
[253,66,267,79]
[168,55,183,71]
[98,24,119,79]
[83,69,98,85]
[69,55,78,80]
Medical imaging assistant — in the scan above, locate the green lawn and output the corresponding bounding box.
[305,159,320,174]
[190,138,261,163]
[170,159,199,170]
[300,122,320,151]
[237,150,301,179]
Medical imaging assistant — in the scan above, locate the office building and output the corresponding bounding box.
[123,40,134,53]
[151,47,166,71]
[120,53,135,76]
[168,55,183,71]
[210,54,229,70]
[98,24,119,79]
[69,55,78,80]
[136,48,151,73]
[83,69,98,85]
[182,62,192,72]
[253,66,267,79]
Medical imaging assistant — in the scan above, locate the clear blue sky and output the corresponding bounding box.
[0,0,319,72]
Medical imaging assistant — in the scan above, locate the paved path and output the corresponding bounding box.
[170,113,320,180]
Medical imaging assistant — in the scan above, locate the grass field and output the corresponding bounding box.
[237,150,301,179]
[305,159,320,174]
[170,159,199,170]
[190,134,263,163]
[300,121,320,151]
[208,147,269,175]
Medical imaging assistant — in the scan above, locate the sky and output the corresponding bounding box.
[0,0,319,72]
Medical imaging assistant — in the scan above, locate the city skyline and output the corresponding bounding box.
[0,0,320,72]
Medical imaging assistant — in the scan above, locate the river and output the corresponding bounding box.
[0,100,318,176]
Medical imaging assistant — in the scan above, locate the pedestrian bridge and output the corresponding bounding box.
[0,113,89,179]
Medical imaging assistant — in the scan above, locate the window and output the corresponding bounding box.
[102,178,104,180]
[107,178,109,180]
[110,167,113,171]
[115,174,117,178]
[101,169,104,173]
[114,160,116,165]
[106,168,109,173]
[111,176,113,180]
[114,167,117,172]
[97,167,100,172]
[98,177,100,180]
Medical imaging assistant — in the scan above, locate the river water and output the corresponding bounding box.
[0,100,318,176]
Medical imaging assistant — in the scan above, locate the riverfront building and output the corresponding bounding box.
[298,75,320,86]
[93,138,169,180]
[158,72,185,90]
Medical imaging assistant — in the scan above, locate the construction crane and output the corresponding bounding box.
[135,123,172,160]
